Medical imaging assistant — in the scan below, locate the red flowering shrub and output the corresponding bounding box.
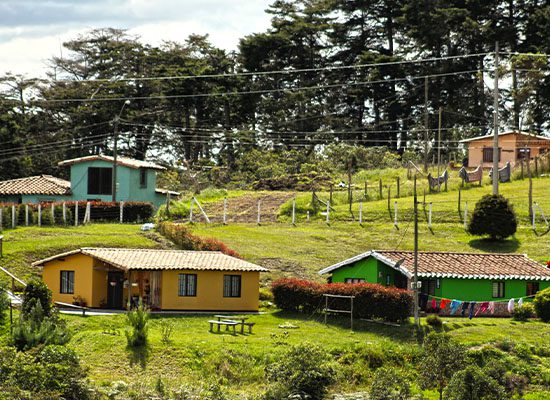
[157,221,241,258]
[271,278,412,322]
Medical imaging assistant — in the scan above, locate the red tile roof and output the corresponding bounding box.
[58,155,165,170]
[33,248,268,272]
[0,175,71,196]
[319,250,550,281]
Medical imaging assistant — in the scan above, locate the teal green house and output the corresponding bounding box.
[0,155,178,209]
[319,251,550,302]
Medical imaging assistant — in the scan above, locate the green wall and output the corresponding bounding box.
[331,257,379,283]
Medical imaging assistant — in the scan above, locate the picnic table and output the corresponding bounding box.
[213,315,255,334]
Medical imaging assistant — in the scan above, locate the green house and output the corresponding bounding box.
[319,251,550,302]
[0,155,178,209]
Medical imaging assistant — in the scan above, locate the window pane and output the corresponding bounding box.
[223,275,231,297]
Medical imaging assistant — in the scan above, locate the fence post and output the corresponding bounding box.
[387,187,391,216]
[0,208,2,231]
[51,203,55,225]
[464,202,468,230]
[532,204,536,230]
[396,177,400,198]
[535,156,539,176]
[25,205,29,226]
[85,202,91,224]
[74,202,78,227]
[359,201,363,225]
[189,198,194,223]
[38,204,41,227]
[11,205,15,229]
[62,202,66,225]
[329,184,333,205]
[119,201,124,223]
[379,179,383,199]
[364,180,368,199]
[394,201,398,228]
[257,200,261,226]
[326,201,330,225]
[223,197,227,225]
[306,211,310,222]
[520,160,524,179]
[428,202,433,228]
[291,198,296,226]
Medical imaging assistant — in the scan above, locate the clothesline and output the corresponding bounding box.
[421,293,537,304]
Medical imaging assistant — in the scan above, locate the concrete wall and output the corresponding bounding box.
[440,278,550,302]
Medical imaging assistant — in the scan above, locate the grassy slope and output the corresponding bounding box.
[0,224,163,285]
[63,312,550,397]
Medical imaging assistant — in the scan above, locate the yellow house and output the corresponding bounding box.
[32,248,268,311]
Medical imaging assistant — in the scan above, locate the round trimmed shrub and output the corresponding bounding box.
[513,303,535,321]
[467,194,517,240]
[426,314,443,328]
[533,287,550,322]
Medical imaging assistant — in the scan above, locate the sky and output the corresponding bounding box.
[0,0,274,77]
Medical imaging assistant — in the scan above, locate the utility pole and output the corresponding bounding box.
[112,100,130,202]
[413,176,419,327]
[424,76,429,173]
[437,106,443,192]
[492,42,500,195]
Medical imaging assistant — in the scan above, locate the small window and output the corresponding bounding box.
[223,275,241,297]
[492,281,505,298]
[517,148,531,161]
[88,167,112,195]
[526,282,539,296]
[178,274,197,296]
[344,278,365,284]
[139,169,147,188]
[60,271,74,294]
[421,279,436,296]
[483,147,501,163]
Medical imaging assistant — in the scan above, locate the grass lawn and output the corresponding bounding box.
[0,224,164,285]
[57,311,550,397]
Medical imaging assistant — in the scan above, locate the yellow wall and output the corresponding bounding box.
[42,253,96,306]
[161,270,260,311]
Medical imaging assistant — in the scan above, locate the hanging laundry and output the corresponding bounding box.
[431,297,437,310]
[468,301,477,319]
[461,301,470,317]
[518,298,524,307]
[439,298,450,310]
[507,298,515,313]
[450,300,462,315]
[475,302,489,316]
[488,302,495,314]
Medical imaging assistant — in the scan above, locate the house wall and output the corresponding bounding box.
[161,270,260,311]
[440,278,550,301]
[42,253,97,307]
[331,258,379,283]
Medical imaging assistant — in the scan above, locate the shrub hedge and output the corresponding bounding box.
[157,221,241,258]
[271,278,412,322]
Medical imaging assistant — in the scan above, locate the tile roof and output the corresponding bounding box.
[33,248,268,272]
[0,175,71,196]
[58,155,166,170]
[459,130,550,143]
[319,250,550,281]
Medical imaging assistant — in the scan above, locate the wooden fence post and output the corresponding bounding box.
[223,197,227,225]
[387,187,391,218]
[291,198,296,226]
[25,205,29,226]
[428,202,433,228]
[120,202,124,223]
[532,204,536,230]
[379,179,383,200]
[74,202,78,227]
[464,202,468,230]
[535,156,539,176]
[329,184,333,205]
[189,198,194,223]
[62,202,66,225]
[396,177,400,198]
[326,201,330,225]
[394,201,398,228]
[458,187,462,220]
[364,180,368,199]
[38,204,41,227]
[11,205,16,229]
[359,201,363,225]
[257,200,261,226]
[306,211,310,222]
[51,203,55,225]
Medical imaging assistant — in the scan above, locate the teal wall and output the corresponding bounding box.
[329,256,550,300]
[0,194,67,204]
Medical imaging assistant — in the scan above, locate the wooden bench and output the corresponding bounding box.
[242,322,255,334]
[208,320,238,334]
[54,301,88,317]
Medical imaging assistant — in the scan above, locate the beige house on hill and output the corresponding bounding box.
[460,131,550,168]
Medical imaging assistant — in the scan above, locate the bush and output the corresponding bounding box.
[370,367,411,400]
[513,303,536,321]
[533,287,550,322]
[125,299,150,347]
[22,279,52,318]
[265,343,336,400]
[426,314,443,328]
[444,365,506,400]
[467,194,517,240]
[271,278,413,322]
[157,221,241,258]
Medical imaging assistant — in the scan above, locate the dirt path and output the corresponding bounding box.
[194,192,295,223]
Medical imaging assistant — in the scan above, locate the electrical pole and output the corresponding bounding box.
[492,42,500,195]
[112,100,130,202]
[424,76,429,173]
[437,106,442,192]
[413,175,419,327]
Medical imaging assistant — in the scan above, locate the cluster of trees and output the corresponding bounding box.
[1,0,549,182]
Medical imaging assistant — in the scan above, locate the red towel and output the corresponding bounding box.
[439,298,450,310]
[431,297,437,310]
